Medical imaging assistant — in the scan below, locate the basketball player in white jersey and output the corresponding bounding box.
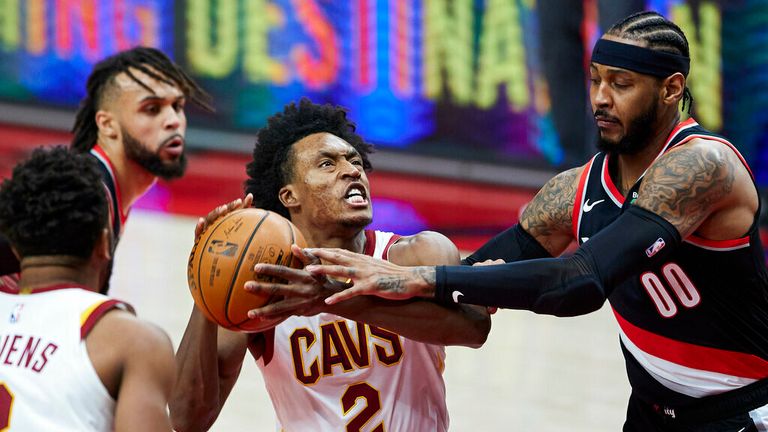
[0,147,176,431]
[170,99,491,431]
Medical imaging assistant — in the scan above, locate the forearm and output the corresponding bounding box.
[169,309,228,432]
[328,297,490,347]
[435,206,681,316]
[462,224,552,265]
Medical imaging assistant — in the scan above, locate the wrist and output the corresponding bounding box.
[410,266,437,298]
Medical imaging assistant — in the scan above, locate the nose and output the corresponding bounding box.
[592,82,611,110]
[340,159,362,179]
[164,106,182,131]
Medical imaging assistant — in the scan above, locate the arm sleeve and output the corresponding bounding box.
[435,206,681,317]
[461,224,552,265]
[0,234,20,275]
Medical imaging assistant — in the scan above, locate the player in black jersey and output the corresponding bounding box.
[285,11,768,431]
[0,47,210,292]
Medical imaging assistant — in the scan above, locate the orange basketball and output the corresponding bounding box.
[187,208,307,332]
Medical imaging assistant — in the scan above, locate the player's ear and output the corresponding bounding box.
[95,110,119,140]
[94,228,113,261]
[661,72,685,106]
[278,185,300,209]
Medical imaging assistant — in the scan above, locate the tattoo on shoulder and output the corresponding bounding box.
[520,167,581,243]
[636,145,735,236]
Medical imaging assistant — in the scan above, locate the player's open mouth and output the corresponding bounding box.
[344,185,368,206]
[162,136,185,157]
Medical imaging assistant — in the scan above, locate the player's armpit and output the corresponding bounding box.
[519,165,584,256]
[635,140,738,239]
[106,315,176,432]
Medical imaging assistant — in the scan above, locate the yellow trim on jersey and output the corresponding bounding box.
[79,300,107,327]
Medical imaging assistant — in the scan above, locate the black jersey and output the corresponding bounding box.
[574,118,768,407]
[0,145,128,290]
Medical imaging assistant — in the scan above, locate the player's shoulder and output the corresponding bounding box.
[654,135,746,177]
[92,309,174,359]
[389,230,460,266]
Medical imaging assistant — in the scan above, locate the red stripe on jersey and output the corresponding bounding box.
[91,145,128,225]
[685,234,750,250]
[662,118,698,151]
[382,234,402,261]
[0,274,19,293]
[613,309,768,380]
[80,299,126,339]
[363,230,377,257]
[572,157,595,241]
[601,154,625,205]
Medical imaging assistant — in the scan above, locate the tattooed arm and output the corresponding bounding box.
[635,138,756,240]
[462,166,583,265]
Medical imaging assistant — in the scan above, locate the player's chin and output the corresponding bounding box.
[339,212,373,229]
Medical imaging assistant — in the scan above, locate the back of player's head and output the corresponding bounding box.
[244,98,374,219]
[71,46,211,152]
[0,146,107,259]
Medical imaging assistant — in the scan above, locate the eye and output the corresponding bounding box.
[319,160,333,168]
[612,82,630,89]
[351,158,363,166]
[173,100,186,112]
[144,104,160,114]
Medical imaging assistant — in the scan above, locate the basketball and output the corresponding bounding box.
[187,208,307,332]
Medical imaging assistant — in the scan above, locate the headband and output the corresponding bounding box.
[591,39,690,78]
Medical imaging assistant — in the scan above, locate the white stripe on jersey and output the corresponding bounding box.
[619,329,757,398]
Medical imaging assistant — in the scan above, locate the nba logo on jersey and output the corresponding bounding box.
[645,238,666,258]
[9,303,24,323]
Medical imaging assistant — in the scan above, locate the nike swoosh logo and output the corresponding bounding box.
[736,428,746,432]
[583,199,605,213]
[452,290,464,303]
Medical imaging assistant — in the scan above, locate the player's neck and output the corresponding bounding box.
[615,113,680,194]
[300,227,367,254]
[98,140,157,211]
[17,256,100,293]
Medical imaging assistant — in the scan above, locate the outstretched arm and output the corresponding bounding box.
[248,231,491,347]
[312,141,748,316]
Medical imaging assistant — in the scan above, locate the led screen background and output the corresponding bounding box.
[0,0,767,181]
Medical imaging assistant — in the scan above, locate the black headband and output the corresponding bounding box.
[591,39,690,78]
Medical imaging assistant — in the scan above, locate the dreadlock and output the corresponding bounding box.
[606,11,694,113]
[71,46,212,152]
[245,98,374,220]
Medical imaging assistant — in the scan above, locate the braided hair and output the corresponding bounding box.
[606,11,694,113]
[244,98,374,220]
[71,46,212,152]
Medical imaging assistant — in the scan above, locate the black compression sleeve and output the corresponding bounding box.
[461,224,551,265]
[0,234,20,275]
[434,206,681,316]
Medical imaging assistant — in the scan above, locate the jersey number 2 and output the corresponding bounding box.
[0,382,13,431]
[342,382,385,432]
[640,263,700,318]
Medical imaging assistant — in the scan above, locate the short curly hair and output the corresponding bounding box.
[0,146,108,259]
[244,98,374,219]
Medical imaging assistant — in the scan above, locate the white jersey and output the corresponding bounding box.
[0,284,132,431]
[256,230,449,432]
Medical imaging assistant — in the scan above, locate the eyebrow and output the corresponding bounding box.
[317,149,360,160]
[139,94,186,103]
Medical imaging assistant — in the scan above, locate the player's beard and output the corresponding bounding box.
[122,128,187,180]
[596,96,659,155]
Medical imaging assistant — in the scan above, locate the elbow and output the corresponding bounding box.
[531,277,606,317]
[447,308,492,348]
